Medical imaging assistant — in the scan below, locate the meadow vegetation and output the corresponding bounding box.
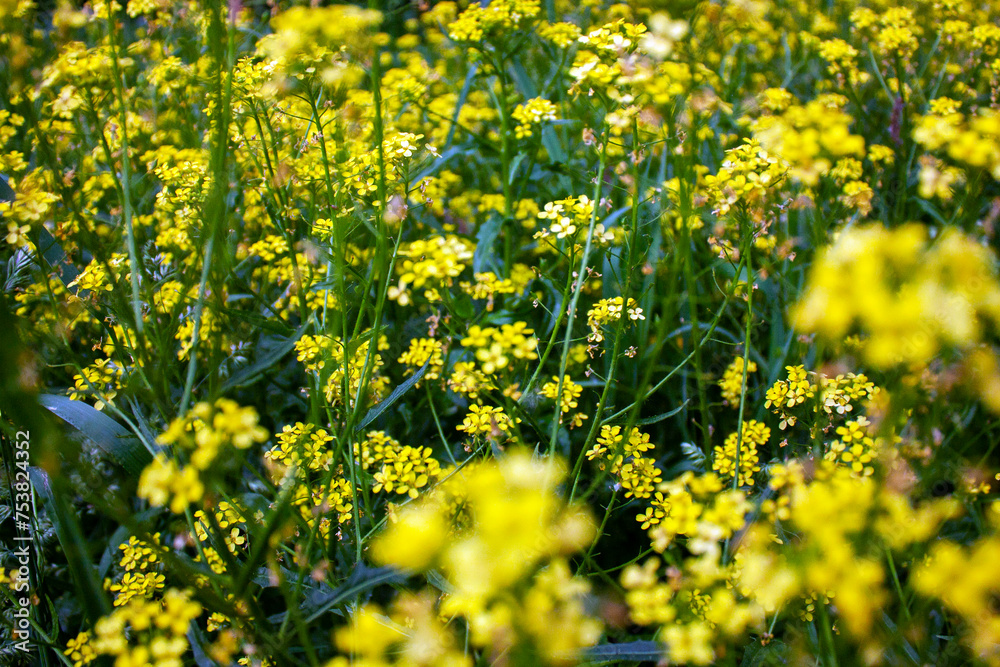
[1,0,1000,665]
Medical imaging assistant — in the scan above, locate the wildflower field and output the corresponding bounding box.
[2,0,1000,664]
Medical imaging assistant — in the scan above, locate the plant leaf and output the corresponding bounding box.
[582,640,663,664]
[635,400,690,426]
[302,563,406,623]
[473,212,503,275]
[221,319,310,391]
[356,363,428,432]
[38,395,151,476]
[679,441,707,472]
[31,468,111,623]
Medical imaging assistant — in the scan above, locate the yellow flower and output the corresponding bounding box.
[718,357,757,405]
[456,404,517,437]
[712,420,769,487]
[137,456,204,514]
[540,375,583,413]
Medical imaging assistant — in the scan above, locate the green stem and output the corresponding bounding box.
[570,120,643,497]
[179,234,215,416]
[105,1,143,338]
[733,206,755,491]
[582,488,618,566]
[548,124,609,457]
[521,261,576,399]
[682,221,710,453]
[817,600,840,667]
[600,251,746,426]
[886,549,911,621]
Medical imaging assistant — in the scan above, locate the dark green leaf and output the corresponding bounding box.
[31,468,111,623]
[740,639,789,666]
[443,65,478,150]
[38,395,151,476]
[473,212,503,275]
[541,127,568,165]
[356,363,428,432]
[582,640,663,664]
[509,151,529,185]
[302,563,406,623]
[221,319,311,391]
[218,306,296,335]
[452,292,475,320]
[0,175,14,201]
[635,400,690,426]
[510,57,538,98]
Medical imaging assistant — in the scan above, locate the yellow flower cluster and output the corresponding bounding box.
[257,5,381,89]
[794,223,1000,409]
[855,6,921,60]
[68,255,124,294]
[712,419,769,487]
[447,361,493,399]
[322,334,392,410]
[64,631,96,667]
[329,594,470,667]
[534,195,614,248]
[19,0,1000,664]
[586,424,662,498]
[765,365,878,430]
[917,154,966,201]
[585,296,644,343]
[264,422,334,473]
[292,478,354,539]
[158,399,269,467]
[69,358,123,411]
[372,445,442,499]
[718,356,756,405]
[369,451,601,664]
[817,39,866,87]
[139,400,268,513]
[540,374,583,414]
[702,140,787,216]
[738,464,959,643]
[624,472,757,665]
[824,417,877,477]
[538,21,582,48]
[193,502,248,556]
[456,404,518,438]
[460,271,525,310]
[390,235,475,305]
[292,476,355,534]
[354,430,443,499]
[138,456,204,515]
[106,534,166,607]
[913,512,1000,664]
[397,337,445,380]
[447,0,541,43]
[511,97,558,139]
[753,95,865,187]
[0,169,57,249]
[586,424,652,470]
[295,334,332,372]
[354,430,402,471]
[460,322,538,374]
[107,563,166,605]
[914,108,1000,180]
[569,20,648,94]
[67,588,202,667]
